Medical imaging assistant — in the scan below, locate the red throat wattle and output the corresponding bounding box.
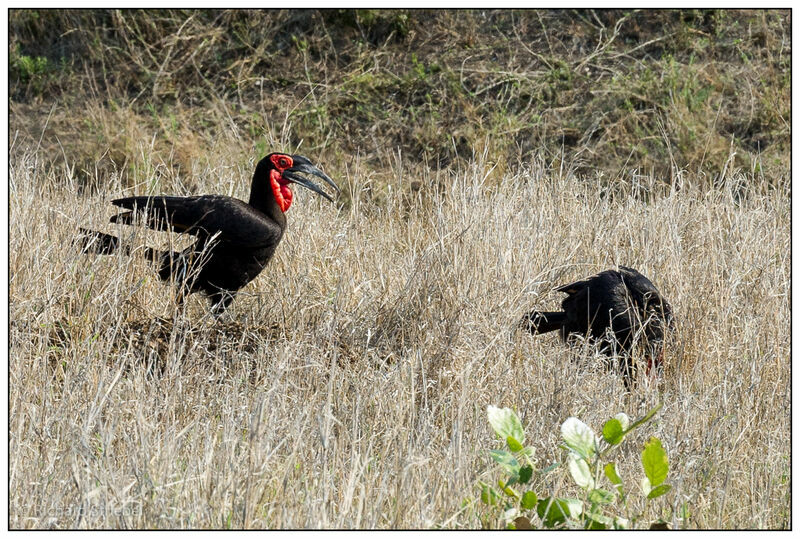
[270,169,293,212]
[646,348,663,375]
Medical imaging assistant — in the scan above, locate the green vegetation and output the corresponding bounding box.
[9,9,790,185]
[476,404,673,529]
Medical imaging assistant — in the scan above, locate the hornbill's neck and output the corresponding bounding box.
[248,162,288,230]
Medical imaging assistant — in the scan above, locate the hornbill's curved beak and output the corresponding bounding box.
[283,155,339,202]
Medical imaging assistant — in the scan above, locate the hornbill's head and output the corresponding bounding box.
[639,291,674,376]
[259,153,339,212]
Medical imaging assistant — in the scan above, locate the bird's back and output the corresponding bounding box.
[113,194,285,296]
[558,270,625,341]
[112,195,283,246]
[558,267,671,350]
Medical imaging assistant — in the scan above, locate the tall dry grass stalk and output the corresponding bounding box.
[9,142,789,529]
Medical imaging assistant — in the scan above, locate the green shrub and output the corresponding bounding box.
[478,403,673,530]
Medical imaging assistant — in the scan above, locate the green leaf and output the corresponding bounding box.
[521,490,537,510]
[586,518,608,530]
[647,483,672,499]
[506,435,524,452]
[585,511,613,529]
[503,507,519,522]
[567,452,594,489]
[602,418,624,445]
[481,484,499,505]
[642,437,669,487]
[561,417,597,459]
[641,476,652,496]
[499,479,519,499]
[490,449,520,475]
[588,488,615,505]
[542,462,560,474]
[537,497,582,528]
[519,465,533,484]
[604,463,624,497]
[614,516,631,529]
[487,405,526,445]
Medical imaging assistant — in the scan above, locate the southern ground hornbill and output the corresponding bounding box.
[522,266,674,387]
[79,153,338,314]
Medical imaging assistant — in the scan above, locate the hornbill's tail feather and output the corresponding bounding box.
[77,228,165,264]
[521,310,565,334]
[77,228,123,255]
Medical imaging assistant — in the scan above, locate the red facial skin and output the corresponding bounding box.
[644,348,664,387]
[269,154,294,212]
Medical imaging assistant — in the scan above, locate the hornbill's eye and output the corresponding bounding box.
[279,156,292,169]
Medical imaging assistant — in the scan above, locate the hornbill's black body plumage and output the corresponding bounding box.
[79,153,338,314]
[522,266,673,386]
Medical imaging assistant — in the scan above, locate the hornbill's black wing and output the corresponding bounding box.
[111,195,282,248]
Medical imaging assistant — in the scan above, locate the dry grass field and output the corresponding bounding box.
[9,139,789,528]
[8,8,790,530]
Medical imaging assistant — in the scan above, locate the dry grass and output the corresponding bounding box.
[9,136,789,528]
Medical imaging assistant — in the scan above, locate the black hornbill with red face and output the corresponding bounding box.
[521,266,674,388]
[79,153,338,314]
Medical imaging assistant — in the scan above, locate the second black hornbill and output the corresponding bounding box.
[79,153,339,314]
[521,266,674,386]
